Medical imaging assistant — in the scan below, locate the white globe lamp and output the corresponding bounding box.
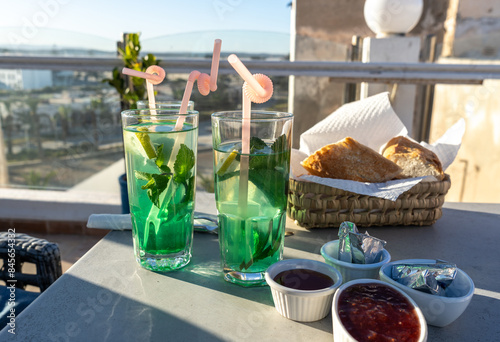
[364,0,424,37]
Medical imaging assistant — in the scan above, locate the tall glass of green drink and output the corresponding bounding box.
[121,109,198,271]
[212,111,293,286]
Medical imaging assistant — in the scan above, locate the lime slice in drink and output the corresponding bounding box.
[124,129,156,160]
[216,150,238,176]
[135,131,157,159]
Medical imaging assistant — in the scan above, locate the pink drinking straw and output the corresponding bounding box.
[122,68,163,83]
[227,54,273,154]
[227,54,273,212]
[176,70,201,130]
[210,39,222,92]
[177,39,222,130]
[122,66,166,115]
[227,54,269,98]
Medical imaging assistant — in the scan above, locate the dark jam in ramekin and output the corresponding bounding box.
[338,283,421,342]
[273,269,334,290]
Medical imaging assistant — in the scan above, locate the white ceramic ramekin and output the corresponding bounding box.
[265,259,342,322]
[379,258,475,327]
[320,239,391,284]
[332,279,428,342]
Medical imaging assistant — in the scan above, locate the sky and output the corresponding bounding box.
[1,0,292,54]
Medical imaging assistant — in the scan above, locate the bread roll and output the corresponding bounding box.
[382,136,444,180]
[301,137,402,183]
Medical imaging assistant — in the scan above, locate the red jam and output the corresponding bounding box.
[338,283,421,342]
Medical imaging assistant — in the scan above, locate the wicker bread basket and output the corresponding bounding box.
[287,174,451,228]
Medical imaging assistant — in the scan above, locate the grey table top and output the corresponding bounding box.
[2,196,499,341]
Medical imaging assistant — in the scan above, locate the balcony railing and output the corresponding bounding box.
[2,55,500,84]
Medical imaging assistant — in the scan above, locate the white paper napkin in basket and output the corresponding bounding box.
[292,92,465,201]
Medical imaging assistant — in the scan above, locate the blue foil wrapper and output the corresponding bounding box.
[338,221,386,264]
[391,261,457,296]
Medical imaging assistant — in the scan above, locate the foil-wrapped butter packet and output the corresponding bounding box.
[338,221,356,263]
[391,261,457,296]
[338,221,387,264]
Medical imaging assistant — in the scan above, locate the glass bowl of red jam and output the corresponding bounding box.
[265,259,342,322]
[321,240,391,284]
[332,279,427,342]
[379,259,475,327]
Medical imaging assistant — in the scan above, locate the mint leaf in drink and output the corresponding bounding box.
[135,171,171,208]
[250,136,267,153]
[235,137,266,163]
[249,154,269,169]
[248,168,288,208]
[142,173,171,208]
[271,134,290,170]
[155,144,165,167]
[185,175,196,201]
[155,144,171,173]
[135,171,152,181]
[247,135,289,170]
[271,134,287,152]
[249,137,271,169]
[240,225,283,271]
[174,144,195,184]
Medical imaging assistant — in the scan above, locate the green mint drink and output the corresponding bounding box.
[123,121,197,271]
[214,136,290,286]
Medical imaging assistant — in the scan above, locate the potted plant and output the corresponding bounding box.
[103,33,161,213]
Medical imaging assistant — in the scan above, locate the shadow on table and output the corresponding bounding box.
[427,289,500,340]
[0,273,227,341]
[151,234,334,335]
[157,233,274,305]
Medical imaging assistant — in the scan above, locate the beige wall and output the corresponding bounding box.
[451,0,500,58]
[458,1,500,18]
[431,1,500,203]
[431,59,500,202]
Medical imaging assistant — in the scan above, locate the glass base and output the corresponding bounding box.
[223,270,268,287]
[136,251,191,272]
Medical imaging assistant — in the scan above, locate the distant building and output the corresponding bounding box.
[0,69,52,90]
[0,69,23,90]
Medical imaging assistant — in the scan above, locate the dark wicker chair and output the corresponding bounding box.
[0,232,63,328]
[0,232,62,292]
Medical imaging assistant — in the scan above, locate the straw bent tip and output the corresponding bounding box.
[122,66,165,85]
[197,73,211,96]
[188,70,201,82]
[243,74,273,104]
[227,54,269,98]
[144,65,166,85]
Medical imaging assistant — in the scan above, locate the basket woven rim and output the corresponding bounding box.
[287,174,451,227]
[289,174,451,199]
